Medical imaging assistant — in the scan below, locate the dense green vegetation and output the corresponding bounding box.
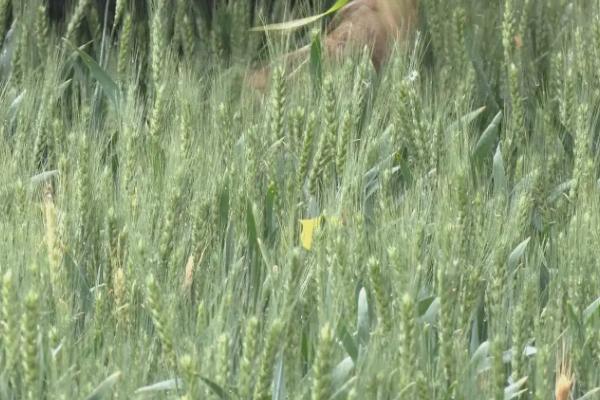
[0,0,598,398]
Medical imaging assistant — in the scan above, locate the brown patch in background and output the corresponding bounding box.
[245,0,419,92]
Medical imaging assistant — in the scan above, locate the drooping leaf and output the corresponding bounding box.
[473,111,502,161]
[504,376,528,400]
[447,106,486,134]
[31,170,58,186]
[331,357,354,390]
[357,287,370,346]
[507,237,531,272]
[416,295,436,317]
[470,341,490,373]
[493,143,507,197]
[547,179,575,203]
[85,371,121,400]
[419,297,440,325]
[66,40,120,107]
[199,376,230,399]
[330,377,357,400]
[134,378,182,394]
[576,387,600,400]
[0,19,18,76]
[583,296,600,323]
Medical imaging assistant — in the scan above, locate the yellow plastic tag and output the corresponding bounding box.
[299,215,344,250]
[299,217,322,250]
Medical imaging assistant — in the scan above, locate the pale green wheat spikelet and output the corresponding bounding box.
[308,128,326,196]
[1,271,20,376]
[594,14,600,90]
[490,336,505,400]
[502,0,515,66]
[253,319,284,400]
[35,4,49,60]
[43,184,62,291]
[507,62,524,147]
[424,0,443,65]
[180,354,198,398]
[215,102,234,151]
[415,371,430,399]
[174,0,186,51]
[122,121,139,193]
[269,66,286,144]
[12,22,28,82]
[335,110,351,180]
[488,249,507,331]
[106,207,121,273]
[570,101,592,201]
[182,14,195,57]
[368,257,391,333]
[573,26,586,77]
[437,263,453,392]
[146,274,177,371]
[151,0,166,88]
[0,0,8,40]
[308,79,338,193]
[149,83,166,148]
[195,300,206,334]
[407,80,428,172]
[349,47,370,133]
[534,344,549,400]
[311,324,334,400]
[298,111,316,187]
[511,298,527,381]
[33,126,52,172]
[117,12,133,80]
[65,0,91,43]
[112,265,128,328]
[450,6,466,70]
[289,106,305,153]
[22,290,40,400]
[510,170,536,238]
[549,51,562,106]
[76,133,91,243]
[559,60,575,131]
[399,294,416,388]
[179,103,192,159]
[395,77,413,151]
[216,333,230,386]
[460,263,482,332]
[157,165,184,269]
[320,76,338,179]
[239,316,259,399]
[114,0,126,29]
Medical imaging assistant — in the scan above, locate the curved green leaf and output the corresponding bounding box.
[473,111,502,161]
[250,0,350,32]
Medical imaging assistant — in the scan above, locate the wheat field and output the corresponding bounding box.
[0,0,598,398]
